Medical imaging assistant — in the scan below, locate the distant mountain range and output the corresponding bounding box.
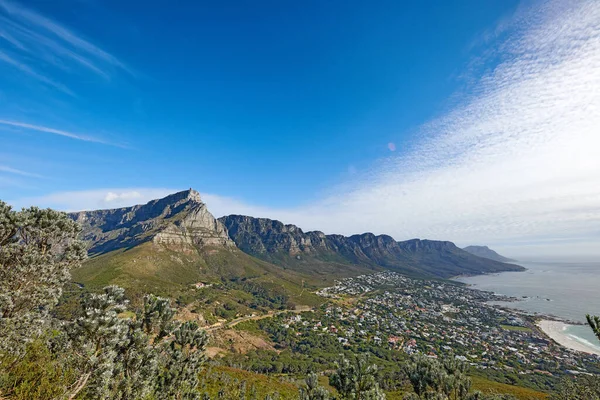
[220,215,524,279]
[68,189,524,295]
[462,245,516,263]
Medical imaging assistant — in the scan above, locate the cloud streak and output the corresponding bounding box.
[0,50,76,96]
[0,164,42,178]
[0,119,122,145]
[0,0,131,94]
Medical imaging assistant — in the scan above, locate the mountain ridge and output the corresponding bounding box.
[219,214,525,279]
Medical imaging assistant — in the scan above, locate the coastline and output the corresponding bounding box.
[537,320,600,356]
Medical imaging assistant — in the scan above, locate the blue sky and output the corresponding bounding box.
[2,0,600,259]
[1,0,517,203]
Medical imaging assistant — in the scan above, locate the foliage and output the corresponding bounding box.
[197,365,298,399]
[550,375,600,400]
[0,202,209,399]
[587,314,600,342]
[469,376,547,400]
[62,288,209,400]
[0,202,86,355]
[402,354,516,400]
[0,338,78,400]
[330,354,386,400]
[299,373,330,400]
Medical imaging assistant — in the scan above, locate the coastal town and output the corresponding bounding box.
[268,272,600,378]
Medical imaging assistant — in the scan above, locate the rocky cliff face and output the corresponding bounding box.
[219,215,329,255]
[70,189,234,254]
[219,215,525,279]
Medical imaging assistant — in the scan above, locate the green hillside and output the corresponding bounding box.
[72,241,324,314]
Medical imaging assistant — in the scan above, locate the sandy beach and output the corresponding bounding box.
[537,320,600,356]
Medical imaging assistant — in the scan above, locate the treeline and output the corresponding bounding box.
[223,279,292,310]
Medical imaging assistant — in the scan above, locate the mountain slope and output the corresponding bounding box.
[219,215,525,279]
[463,245,516,263]
[69,190,324,308]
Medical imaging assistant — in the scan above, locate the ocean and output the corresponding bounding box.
[455,261,600,353]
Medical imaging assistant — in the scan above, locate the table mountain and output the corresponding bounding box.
[463,245,516,263]
[220,215,525,279]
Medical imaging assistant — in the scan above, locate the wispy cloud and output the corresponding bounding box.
[0,0,129,71]
[0,0,131,94]
[0,164,42,178]
[0,119,121,145]
[0,50,75,96]
[8,0,600,260]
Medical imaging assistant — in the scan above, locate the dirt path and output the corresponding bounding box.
[205,306,311,332]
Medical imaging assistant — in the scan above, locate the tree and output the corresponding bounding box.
[587,314,600,342]
[299,372,330,400]
[156,320,208,400]
[0,202,86,355]
[65,288,208,400]
[330,354,386,400]
[550,375,600,400]
[402,354,508,400]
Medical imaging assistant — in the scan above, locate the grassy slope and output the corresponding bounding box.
[383,376,548,400]
[202,367,548,400]
[243,248,384,281]
[199,366,298,398]
[72,241,324,308]
[471,376,549,399]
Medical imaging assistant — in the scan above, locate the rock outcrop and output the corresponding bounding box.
[70,189,234,254]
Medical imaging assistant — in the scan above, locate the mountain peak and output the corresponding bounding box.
[159,188,202,206]
[184,188,202,202]
[70,189,233,254]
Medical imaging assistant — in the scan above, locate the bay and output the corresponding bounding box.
[455,261,600,352]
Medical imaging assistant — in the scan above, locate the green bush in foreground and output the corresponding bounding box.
[0,202,208,399]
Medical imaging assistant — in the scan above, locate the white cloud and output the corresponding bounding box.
[10,188,178,211]
[7,0,600,260]
[0,119,121,145]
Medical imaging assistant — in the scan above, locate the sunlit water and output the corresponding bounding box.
[455,261,600,352]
